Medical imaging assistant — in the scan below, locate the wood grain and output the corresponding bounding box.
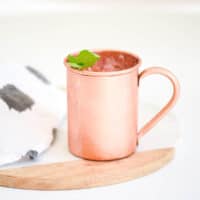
[0,148,174,190]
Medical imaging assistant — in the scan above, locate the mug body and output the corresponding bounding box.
[66,50,141,160]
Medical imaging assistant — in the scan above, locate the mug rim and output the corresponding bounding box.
[64,49,142,77]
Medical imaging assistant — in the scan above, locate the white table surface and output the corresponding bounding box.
[0,1,200,199]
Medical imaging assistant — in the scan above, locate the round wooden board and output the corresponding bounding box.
[0,148,174,190]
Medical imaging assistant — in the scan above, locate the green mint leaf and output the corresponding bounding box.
[67,62,83,69]
[67,50,100,70]
[67,55,78,63]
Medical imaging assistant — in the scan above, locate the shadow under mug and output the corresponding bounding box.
[64,50,180,161]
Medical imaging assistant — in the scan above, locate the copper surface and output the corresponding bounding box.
[64,50,180,160]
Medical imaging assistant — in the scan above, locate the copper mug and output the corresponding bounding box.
[64,50,180,161]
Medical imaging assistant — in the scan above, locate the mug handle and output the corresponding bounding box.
[138,67,180,139]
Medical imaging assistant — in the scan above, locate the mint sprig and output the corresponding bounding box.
[67,50,100,70]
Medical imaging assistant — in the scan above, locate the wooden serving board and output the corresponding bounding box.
[0,148,174,190]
